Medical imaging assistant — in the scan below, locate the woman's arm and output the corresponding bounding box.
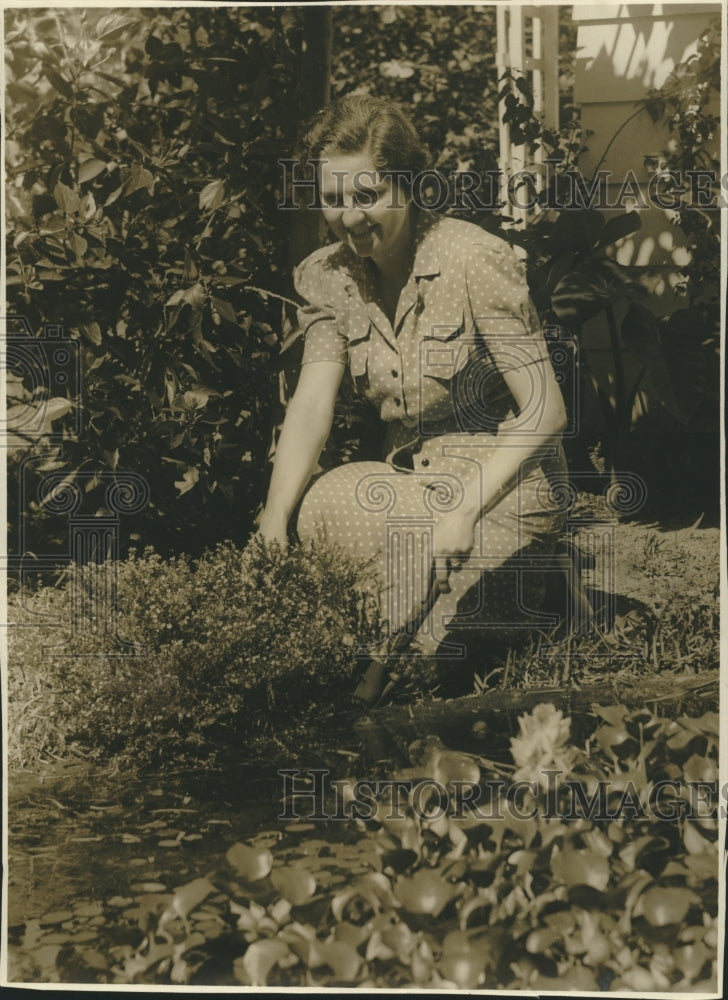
[259,360,345,545]
[462,343,567,520]
[431,350,567,591]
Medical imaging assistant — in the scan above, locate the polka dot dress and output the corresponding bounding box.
[293,212,568,666]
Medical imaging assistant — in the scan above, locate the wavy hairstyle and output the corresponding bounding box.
[299,95,431,195]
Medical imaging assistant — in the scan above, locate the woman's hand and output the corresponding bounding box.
[257,507,289,549]
[429,510,478,597]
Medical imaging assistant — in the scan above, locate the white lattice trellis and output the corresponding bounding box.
[496,4,560,224]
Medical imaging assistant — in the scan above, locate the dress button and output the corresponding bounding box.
[394,397,401,406]
[391,369,398,378]
[421,458,430,467]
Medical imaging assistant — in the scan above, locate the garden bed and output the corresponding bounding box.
[6,507,721,988]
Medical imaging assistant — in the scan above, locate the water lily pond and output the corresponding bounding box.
[7,699,720,990]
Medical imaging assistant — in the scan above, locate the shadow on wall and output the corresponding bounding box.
[575,5,720,96]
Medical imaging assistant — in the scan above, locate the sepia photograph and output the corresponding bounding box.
[2,1,725,992]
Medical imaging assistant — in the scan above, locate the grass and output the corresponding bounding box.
[6,504,721,768]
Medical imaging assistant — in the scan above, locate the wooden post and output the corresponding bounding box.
[267,8,333,489]
[288,7,332,275]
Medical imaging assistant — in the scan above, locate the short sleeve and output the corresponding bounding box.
[465,239,549,370]
[293,256,348,366]
[465,240,541,338]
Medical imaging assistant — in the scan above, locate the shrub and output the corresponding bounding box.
[5,7,302,558]
[7,537,382,767]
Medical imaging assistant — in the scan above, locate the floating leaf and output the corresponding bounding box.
[428,749,481,791]
[270,866,315,906]
[394,868,458,916]
[235,939,291,986]
[39,910,74,926]
[160,878,214,925]
[226,841,273,881]
[331,872,397,923]
[637,886,699,927]
[551,845,610,892]
[440,951,485,989]
[309,940,361,981]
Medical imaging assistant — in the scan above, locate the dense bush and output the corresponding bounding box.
[7,5,536,564]
[5,7,303,558]
[7,537,382,766]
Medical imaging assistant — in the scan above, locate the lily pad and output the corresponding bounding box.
[638,886,699,927]
[394,869,458,916]
[271,866,316,906]
[39,910,74,926]
[226,841,273,881]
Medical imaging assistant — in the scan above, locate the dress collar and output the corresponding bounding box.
[339,209,442,287]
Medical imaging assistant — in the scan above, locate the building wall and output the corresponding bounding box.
[572,2,721,313]
[570,3,721,432]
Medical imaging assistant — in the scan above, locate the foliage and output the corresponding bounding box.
[643,16,721,304]
[10,703,718,988]
[6,537,382,767]
[332,5,500,209]
[5,7,304,558]
[497,22,721,483]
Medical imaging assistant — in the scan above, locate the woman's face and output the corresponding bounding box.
[318,151,414,269]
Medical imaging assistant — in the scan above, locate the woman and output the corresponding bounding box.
[259,96,568,702]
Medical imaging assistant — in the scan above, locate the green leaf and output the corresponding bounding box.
[199,179,226,212]
[121,164,154,196]
[621,302,684,422]
[43,64,73,100]
[54,182,80,216]
[69,232,88,260]
[638,886,699,927]
[210,296,238,324]
[270,866,316,906]
[225,841,273,881]
[551,264,611,326]
[549,208,605,255]
[173,466,199,496]
[79,158,107,184]
[79,322,102,345]
[95,13,138,42]
[597,211,642,247]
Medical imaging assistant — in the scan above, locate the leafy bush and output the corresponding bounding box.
[7,538,382,766]
[6,7,303,558]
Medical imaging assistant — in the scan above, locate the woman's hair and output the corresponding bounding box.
[299,95,430,191]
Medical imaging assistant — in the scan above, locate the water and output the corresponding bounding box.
[7,692,702,984]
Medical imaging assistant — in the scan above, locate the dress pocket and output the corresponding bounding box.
[347,328,370,377]
[420,311,471,383]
